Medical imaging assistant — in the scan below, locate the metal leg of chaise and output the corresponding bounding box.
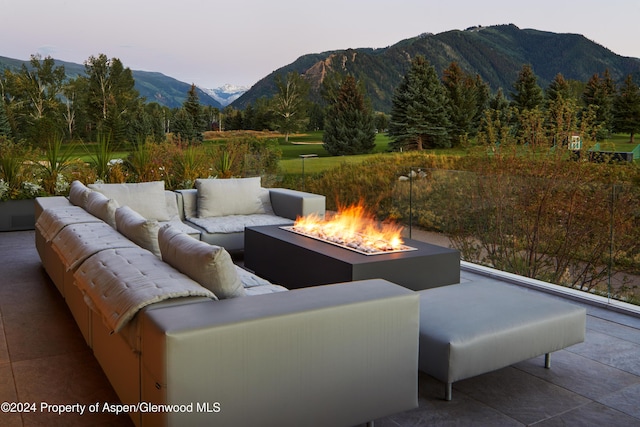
[445,383,452,401]
[545,353,551,369]
[365,421,375,427]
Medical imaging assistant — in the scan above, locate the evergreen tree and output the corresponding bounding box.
[183,84,205,141]
[388,56,450,150]
[322,75,376,156]
[613,74,640,143]
[546,73,572,102]
[171,108,196,142]
[442,62,487,146]
[582,70,616,140]
[510,64,544,111]
[478,88,514,146]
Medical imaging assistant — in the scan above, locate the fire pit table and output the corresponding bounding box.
[244,225,460,291]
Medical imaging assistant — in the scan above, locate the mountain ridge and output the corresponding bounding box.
[232,24,640,112]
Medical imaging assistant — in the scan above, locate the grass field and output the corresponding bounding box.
[57,131,639,175]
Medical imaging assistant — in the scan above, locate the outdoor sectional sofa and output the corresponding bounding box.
[34,180,420,427]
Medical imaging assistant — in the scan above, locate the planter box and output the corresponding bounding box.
[0,199,36,231]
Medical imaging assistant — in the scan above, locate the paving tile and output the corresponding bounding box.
[0,364,22,427]
[534,401,640,426]
[12,351,133,426]
[0,230,35,248]
[2,307,87,363]
[376,374,522,426]
[0,278,65,316]
[514,350,640,401]
[0,315,9,365]
[596,383,640,420]
[587,315,640,345]
[453,366,591,425]
[569,330,640,376]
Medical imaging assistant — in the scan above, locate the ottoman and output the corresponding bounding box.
[418,282,586,400]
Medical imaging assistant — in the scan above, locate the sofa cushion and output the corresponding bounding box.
[187,214,293,234]
[68,180,92,208]
[196,177,265,218]
[158,224,245,299]
[85,190,119,228]
[74,247,216,333]
[115,206,161,257]
[89,181,171,221]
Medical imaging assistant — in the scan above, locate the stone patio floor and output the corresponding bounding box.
[1,230,640,426]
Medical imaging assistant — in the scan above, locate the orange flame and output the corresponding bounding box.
[292,202,405,253]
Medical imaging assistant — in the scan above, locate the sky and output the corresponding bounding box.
[2,0,639,90]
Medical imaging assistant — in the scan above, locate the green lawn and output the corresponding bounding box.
[58,132,639,174]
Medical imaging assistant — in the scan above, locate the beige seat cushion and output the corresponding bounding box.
[85,190,119,228]
[115,206,161,257]
[196,177,266,218]
[68,180,92,208]
[158,224,245,299]
[89,181,171,221]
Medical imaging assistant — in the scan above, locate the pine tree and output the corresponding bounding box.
[613,74,640,143]
[322,75,376,156]
[388,56,450,150]
[546,73,572,102]
[442,62,488,146]
[582,70,616,140]
[510,64,543,111]
[183,84,205,141]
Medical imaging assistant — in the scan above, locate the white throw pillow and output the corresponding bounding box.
[115,206,161,257]
[85,191,119,228]
[68,180,92,209]
[158,224,245,299]
[196,177,265,218]
[88,181,170,221]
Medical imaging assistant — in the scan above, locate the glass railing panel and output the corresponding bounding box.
[395,169,640,306]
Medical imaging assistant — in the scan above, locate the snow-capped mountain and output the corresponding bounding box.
[201,84,248,107]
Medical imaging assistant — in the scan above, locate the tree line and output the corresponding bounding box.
[1,53,639,152]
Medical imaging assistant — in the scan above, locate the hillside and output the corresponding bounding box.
[0,56,222,109]
[233,24,640,112]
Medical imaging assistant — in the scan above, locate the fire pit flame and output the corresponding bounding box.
[282,203,416,255]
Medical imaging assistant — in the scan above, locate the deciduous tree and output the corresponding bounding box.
[271,72,309,142]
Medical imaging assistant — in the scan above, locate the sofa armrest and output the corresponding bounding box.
[140,279,419,427]
[35,196,73,221]
[269,188,325,220]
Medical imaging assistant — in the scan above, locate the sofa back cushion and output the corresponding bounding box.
[68,180,92,209]
[85,190,119,228]
[115,206,161,257]
[88,181,171,221]
[158,224,245,299]
[196,177,266,218]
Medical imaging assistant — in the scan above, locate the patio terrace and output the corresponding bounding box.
[1,230,640,426]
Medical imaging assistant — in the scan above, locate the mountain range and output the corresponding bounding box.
[233,24,640,112]
[2,24,640,113]
[0,55,238,109]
